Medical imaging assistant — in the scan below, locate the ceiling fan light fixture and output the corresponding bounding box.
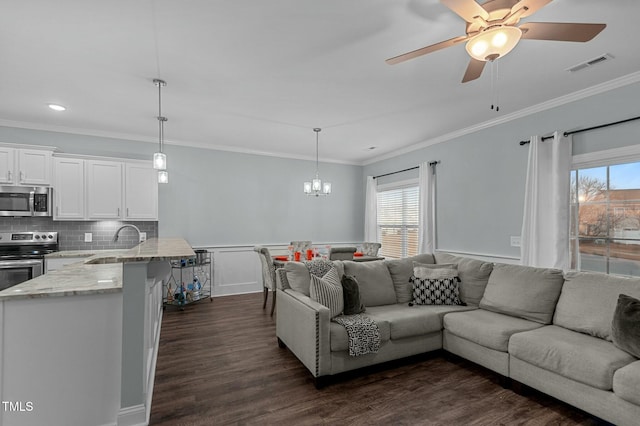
[465,26,522,61]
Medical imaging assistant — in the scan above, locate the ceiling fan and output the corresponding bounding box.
[386,0,606,83]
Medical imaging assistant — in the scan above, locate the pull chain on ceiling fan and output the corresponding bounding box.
[386,0,606,84]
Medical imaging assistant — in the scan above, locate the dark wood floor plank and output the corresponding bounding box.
[150,293,600,425]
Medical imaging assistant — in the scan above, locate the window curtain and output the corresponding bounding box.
[521,131,572,269]
[364,176,378,242]
[418,162,435,254]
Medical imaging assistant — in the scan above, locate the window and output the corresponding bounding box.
[376,181,419,259]
[570,160,640,277]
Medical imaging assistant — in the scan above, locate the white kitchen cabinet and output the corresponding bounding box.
[53,157,85,219]
[86,159,123,219]
[124,162,158,220]
[0,147,52,185]
[18,149,52,185]
[0,147,15,184]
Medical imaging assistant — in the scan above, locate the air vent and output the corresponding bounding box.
[566,53,614,72]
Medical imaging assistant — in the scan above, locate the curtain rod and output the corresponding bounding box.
[518,114,640,146]
[373,161,440,179]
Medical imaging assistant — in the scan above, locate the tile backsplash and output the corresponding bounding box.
[0,218,158,251]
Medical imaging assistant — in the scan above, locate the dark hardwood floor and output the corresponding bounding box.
[150,293,603,425]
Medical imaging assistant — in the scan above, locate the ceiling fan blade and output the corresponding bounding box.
[386,35,470,65]
[511,0,553,18]
[520,22,606,42]
[441,0,489,23]
[462,58,486,83]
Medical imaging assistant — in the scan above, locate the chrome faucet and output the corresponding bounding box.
[112,224,141,243]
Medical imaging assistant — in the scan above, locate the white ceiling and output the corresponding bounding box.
[1,0,639,165]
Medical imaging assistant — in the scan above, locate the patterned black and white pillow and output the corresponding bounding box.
[410,267,462,306]
[310,267,343,317]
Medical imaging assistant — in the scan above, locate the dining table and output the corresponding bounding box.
[272,253,384,268]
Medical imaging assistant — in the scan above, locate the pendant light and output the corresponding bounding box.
[152,78,168,183]
[303,128,331,197]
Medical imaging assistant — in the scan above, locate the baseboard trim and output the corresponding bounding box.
[117,404,146,426]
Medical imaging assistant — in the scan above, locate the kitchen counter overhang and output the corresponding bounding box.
[0,238,194,301]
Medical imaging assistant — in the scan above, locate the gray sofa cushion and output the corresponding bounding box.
[613,360,640,406]
[343,260,397,307]
[330,318,390,352]
[554,271,640,341]
[509,325,636,391]
[385,253,435,303]
[434,252,493,306]
[284,261,311,296]
[365,304,475,340]
[443,309,542,352]
[479,263,564,324]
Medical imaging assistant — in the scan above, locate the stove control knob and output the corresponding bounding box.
[48,235,53,239]
[35,235,41,239]
[41,235,47,239]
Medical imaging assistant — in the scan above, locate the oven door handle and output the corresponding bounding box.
[0,259,43,269]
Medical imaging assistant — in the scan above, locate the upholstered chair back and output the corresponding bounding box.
[290,240,312,253]
[328,246,357,260]
[253,246,276,291]
[361,242,382,256]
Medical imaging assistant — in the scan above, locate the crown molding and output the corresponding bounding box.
[361,71,640,166]
[0,119,359,166]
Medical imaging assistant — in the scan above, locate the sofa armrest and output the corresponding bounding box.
[276,289,331,377]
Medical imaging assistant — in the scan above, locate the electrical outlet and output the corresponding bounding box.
[139,232,147,242]
[510,236,521,247]
[84,233,92,243]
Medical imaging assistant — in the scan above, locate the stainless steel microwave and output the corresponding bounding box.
[0,186,52,217]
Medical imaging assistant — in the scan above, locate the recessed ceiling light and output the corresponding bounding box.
[48,104,66,112]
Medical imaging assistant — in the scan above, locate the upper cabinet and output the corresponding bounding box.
[53,155,158,221]
[124,163,158,220]
[86,160,123,220]
[0,148,15,184]
[0,147,52,185]
[53,157,85,220]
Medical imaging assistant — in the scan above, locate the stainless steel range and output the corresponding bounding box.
[0,231,58,292]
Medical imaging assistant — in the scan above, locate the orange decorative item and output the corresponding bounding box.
[306,249,313,260]
[294,251,301,262]
[354,252,364,257]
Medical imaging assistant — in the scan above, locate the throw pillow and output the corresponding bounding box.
[310,267,343,318]
[413,262,457,279]
[410,268,462,305]
[611,294,640,358]
[341,275,366,315]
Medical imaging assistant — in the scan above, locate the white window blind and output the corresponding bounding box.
[377,184,419,259]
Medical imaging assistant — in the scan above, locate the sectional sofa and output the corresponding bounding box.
[275,252,640,426]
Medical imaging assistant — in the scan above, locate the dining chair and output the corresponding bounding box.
[361,242,382,256]
[328,246,357,260]
[290,240,312,253]
[253,246,276,316]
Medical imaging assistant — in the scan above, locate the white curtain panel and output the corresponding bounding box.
[364,176,378,242]
[521,131,572,269]
[418,162,435,254]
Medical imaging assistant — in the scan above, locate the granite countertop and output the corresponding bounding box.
[0,262,122,301]
[0,238,194,301]
[45,249,126,259]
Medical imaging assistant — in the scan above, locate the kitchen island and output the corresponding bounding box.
[0,238,194,426]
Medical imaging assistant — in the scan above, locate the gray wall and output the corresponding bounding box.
[363,80,640,258]
[0,127,364,247]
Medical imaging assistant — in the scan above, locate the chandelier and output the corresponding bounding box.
[303,128,331,197]
[152,78,168,183]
